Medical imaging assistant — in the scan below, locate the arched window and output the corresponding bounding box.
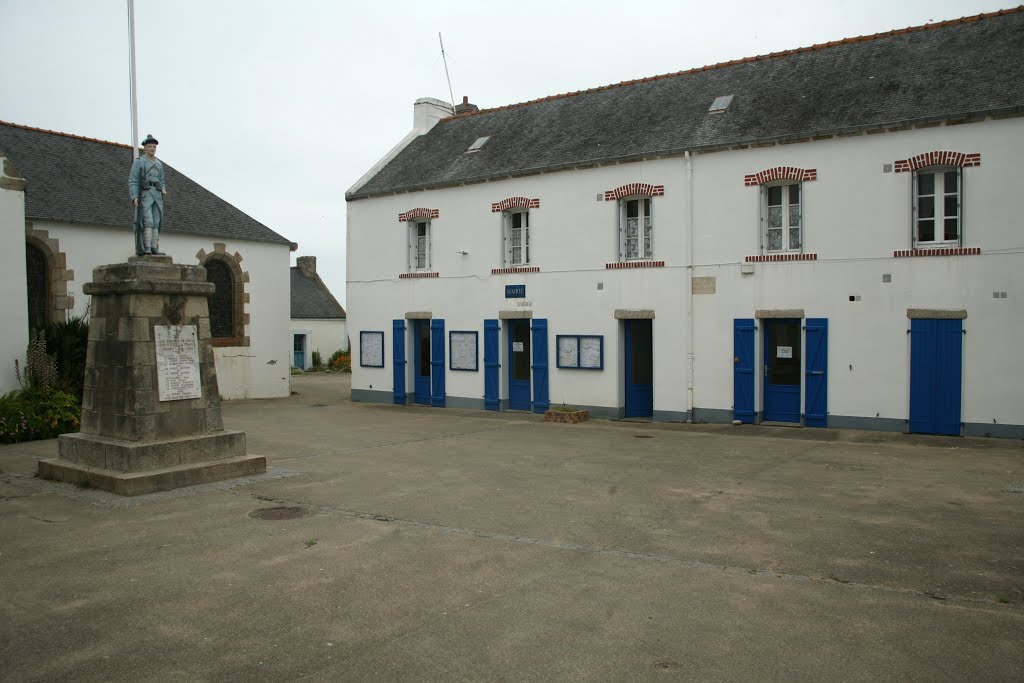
[206,259,235,338]
[25,243,49,333]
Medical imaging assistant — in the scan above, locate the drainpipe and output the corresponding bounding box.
[685,150,695,423]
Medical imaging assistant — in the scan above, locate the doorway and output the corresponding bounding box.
[413,319,431,405]
[293,334,306,370]
[909,318,962,435]
[624,319,653,418]
[763,318,801,423]
[508,319,531,411]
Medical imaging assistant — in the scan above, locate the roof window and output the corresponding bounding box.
[465,136,490,154]
[708,95,735,114]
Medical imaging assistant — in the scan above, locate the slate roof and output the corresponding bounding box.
[349,8,1024,200]
[291,267,346,319]
[0,121,294,246]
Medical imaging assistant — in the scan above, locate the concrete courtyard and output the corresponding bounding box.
[1,372,1022,680]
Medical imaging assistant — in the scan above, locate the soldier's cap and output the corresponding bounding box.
[141,134,159,146]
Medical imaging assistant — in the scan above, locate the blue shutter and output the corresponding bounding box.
[484,320,499,411]
[532,318,549,413]
[804,318,828,428]
[908,319,932,433]
[936,319,963,435]
[733,319,755,424]
[430,318,445,407]
[392,320,406,405]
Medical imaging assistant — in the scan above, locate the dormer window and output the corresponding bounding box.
[465,136,490,154]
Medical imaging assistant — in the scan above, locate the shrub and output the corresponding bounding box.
[15,332,58,393]
[328,349,351,372]
[0,388,80,444]
[311,350,323,369]
[44,312,89,401]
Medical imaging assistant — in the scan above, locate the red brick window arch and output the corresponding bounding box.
[895,151,980,249]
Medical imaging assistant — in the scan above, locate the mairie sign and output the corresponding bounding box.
[505,284,526,299]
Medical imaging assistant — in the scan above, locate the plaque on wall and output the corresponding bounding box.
[449,331,478,371]
[155,325,203,402]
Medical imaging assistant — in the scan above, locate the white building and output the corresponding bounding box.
[346,9,1024,438]
[0,122,296,399]
[290,255,347,369]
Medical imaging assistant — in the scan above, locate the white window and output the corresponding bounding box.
[619,197,653,260]
[408,220,430,270]
[502,210,530,266]
[913,168,960,245]
[762,182,802,252]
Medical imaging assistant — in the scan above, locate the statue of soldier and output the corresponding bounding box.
[128,134,167,255]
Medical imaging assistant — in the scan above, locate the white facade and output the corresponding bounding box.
[347,115,1024,437]
[290,319,348,369]
[0,153,29,394]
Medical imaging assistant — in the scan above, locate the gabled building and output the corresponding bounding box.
[0,121,297,398]
[345,8,1024,437]
[290,256,347,369]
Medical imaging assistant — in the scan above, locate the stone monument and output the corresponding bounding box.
[37,256,265,495]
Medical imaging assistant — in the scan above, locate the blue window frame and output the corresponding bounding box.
[556,335,604,370]
[448,330,479,371]
[359,330,385,368]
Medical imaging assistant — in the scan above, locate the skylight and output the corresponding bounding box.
[465,136,490,153]
[708,95,735,114]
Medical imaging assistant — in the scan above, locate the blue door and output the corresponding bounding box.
[508,319,531,411]
[430,319,445,407]
[624,319,653,418]
[293,334,305,370]
[484,320,499,411]
[763,318,801,423]
[531,319,549,414]
[393,320,405,404]
[909,319,962,435]
[413,319,431,405]
[733,319,755,424]
[804,318,828,428]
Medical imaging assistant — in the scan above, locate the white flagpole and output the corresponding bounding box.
[128,0,139,158]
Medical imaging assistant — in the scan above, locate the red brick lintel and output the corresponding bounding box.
[398,208,440,222]
[491,266,540,274]
[744,168,817,186]
[605,260,666,269]
[894,151,981,173]
[894,247,980,257]
[745,253,818,262]
[399,271,440,279]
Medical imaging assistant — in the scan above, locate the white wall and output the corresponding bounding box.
[347,117,1024,430]
[0,159,28,394]
[34,221,292,399]
[291,318,348,368]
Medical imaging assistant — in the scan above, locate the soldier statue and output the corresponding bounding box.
[128,134,167,255]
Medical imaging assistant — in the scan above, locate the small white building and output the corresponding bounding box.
[0,122,297,399]
[290,256,347,369]
[346,9,1024,438]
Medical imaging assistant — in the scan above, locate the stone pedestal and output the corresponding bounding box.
[37,256,265,496]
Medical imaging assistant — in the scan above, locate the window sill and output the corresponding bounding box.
[745,253,818,262]
[895,247,979,257]
[606,260,665,269]
[492,266,540,274]
[399,272,440,279]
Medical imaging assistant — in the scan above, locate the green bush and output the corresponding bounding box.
[0,388,80,444]
[328,349,351,372]
[44,312,89,401]
[311,350,323,369]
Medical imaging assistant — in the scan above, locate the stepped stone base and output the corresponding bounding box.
[57,430,247,471]
[38,452,266,497]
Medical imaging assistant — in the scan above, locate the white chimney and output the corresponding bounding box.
[413,97,454,133]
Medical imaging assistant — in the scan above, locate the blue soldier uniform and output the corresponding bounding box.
[128,134,166,255]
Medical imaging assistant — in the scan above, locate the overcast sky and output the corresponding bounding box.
[0,0,1014,305]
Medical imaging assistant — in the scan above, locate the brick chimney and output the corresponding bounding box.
[297,256,316,278]
[455,96,479,115]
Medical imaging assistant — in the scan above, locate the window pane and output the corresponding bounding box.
[768,206,782,228]
[944,171,957,194]
[417,222,427,237]
[512,213,521,229]
[767,229,782,251]
[207,260,234,338]
[918,220,935,243]
[917,173,934,195]
[944,218,958,241]
[626,200,638,219]
[643,235,652,258]
[788,184,800,204]
[944,195,957,219]
[918,196,934,219]
[789,228,801,250]
[788,204,800,228]
[643,198,651,217]
[767,186,782,206]
[416,235,427,269]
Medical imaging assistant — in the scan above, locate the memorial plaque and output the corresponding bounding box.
[155,325,203,401]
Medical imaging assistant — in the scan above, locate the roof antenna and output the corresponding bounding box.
[439,32,456,113]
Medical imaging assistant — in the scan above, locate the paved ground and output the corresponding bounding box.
[1,372,1022,681]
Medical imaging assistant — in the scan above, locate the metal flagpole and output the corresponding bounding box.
[128,0,139,158]
[439,33,455,112]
